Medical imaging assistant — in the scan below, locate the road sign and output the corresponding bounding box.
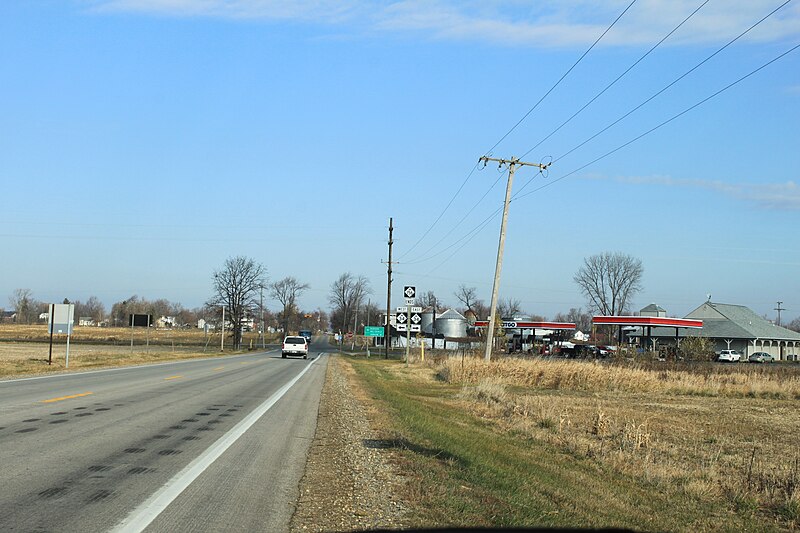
[410,324,421,332]
[396,311,408,325]
[396,324,408,332]
[364,326,384,337]
[410,312,422,325]
[403,286,416,299]
[396,306,408,312]
[410,306,422,313]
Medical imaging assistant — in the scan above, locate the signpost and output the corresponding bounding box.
[48,303,75,367]
[403,287,416,365]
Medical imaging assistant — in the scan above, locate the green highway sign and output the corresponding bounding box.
[364,326,385,337]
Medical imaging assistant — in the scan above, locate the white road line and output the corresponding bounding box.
[111,355,319,533]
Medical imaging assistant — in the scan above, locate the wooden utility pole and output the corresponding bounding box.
[384,217,394,359]
[480,156,549,362]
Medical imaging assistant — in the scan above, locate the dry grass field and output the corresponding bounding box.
[433,354,800,526]
[0,324,281,377]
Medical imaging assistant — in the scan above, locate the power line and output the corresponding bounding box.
[399,0,638,259]
[418,38,800,276]
[402,167,507,264]
[520,0,711,161]
[554,0,795,165]
[486,0,638,156]
[514,41,800,201]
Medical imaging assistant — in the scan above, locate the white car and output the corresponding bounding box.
[282,336,309,359]
[717,349,741,362]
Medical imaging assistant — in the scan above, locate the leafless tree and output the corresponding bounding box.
[270,277,310,335]
[73,296,106,324]
[9,289,38,324]
[209,256,266,350]
[328,272,371,333]
[787,316,800,333]
[415,290,443,311]
[573,252,643,316]
[454,285,478,310]
[497,297,524,319]
[553,307,593,332]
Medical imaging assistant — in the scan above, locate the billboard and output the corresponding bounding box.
[129,314,152,327]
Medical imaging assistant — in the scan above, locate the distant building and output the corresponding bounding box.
[78,317,95,326]
[638,301,800,361]
[639,303,667,318]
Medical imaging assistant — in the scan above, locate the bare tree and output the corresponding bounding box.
[497,297,523,319]
[9,289,39,324]
[454,285,478,310]
[574,252,643,316]
[415,290,443,310]
[554,307,593,332]
[328,272,371,333]
[786,316,800,333]
[209,256,266,350]
[270,277,310,335]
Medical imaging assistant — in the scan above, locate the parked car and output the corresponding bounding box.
[717,349,742,362]
[748,351,773,363]
[282,335,309,359]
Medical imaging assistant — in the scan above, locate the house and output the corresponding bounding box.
[78,317,95,326]
[635,301,800,361]
[684,301,800,361]
[2,311,17,323]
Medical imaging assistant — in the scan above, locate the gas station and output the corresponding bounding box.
[591,315,704,352]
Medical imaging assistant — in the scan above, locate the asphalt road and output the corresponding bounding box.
[0,340,329,533]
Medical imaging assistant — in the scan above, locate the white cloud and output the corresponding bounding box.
[595,174,800,210]
[84,0,800,47]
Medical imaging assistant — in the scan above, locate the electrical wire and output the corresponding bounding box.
[513,41,800,202]
[401,167,507,265]
[397,0,638,260]
[486,0,638,157]
[553,0,794,165]
[415,37,800,278]
[519,0,711,161]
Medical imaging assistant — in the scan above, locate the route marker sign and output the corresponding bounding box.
[404,286,416,299]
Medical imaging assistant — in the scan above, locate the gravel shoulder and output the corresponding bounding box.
[290,354,411,532]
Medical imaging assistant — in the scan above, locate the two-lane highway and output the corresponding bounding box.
[0,342,329,532]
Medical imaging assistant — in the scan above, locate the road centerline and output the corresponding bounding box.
[41,392,93,403]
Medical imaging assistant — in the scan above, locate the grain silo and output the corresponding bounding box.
[433,308,467,338]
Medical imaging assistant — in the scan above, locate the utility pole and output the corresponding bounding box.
[480,155,549,362]
[384,217,394,359]
[260,285,265,349]
[775,301,785,326]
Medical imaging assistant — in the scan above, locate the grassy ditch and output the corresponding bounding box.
[348,354,798,531]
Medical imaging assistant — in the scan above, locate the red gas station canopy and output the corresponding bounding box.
[591,316,703,328]
[473,320,576,330]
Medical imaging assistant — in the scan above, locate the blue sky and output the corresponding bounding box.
[1,0,799,322]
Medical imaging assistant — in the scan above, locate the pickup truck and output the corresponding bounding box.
[282,336,309,359]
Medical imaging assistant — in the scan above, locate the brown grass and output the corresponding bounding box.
[433,354,800,527]
[438,354,800,399]
[0,324,281,378]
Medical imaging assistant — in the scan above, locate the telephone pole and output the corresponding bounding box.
[480,155,549,362]
[775,301,785,326]
[384,217,394,359]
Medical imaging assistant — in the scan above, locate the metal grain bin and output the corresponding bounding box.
[433,308,467,338]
